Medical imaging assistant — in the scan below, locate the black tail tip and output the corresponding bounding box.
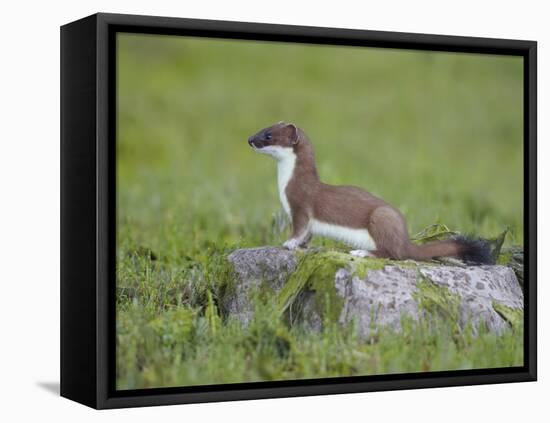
[453,235,495,265]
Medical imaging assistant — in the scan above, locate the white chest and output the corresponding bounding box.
[276,152,296,216]
[310,219,377,250]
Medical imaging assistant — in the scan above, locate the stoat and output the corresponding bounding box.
[248,122,493,264]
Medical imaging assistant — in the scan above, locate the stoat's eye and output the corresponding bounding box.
[265,133,272,140]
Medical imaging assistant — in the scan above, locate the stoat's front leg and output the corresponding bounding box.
[283,233,312,250]
[283,210,311,250]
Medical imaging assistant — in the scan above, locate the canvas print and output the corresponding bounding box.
[115,33,524,390]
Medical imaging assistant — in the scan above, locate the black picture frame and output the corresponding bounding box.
[60,12,537,409]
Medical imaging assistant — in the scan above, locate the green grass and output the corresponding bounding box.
[116,33,524,390]
[117,261,523,389]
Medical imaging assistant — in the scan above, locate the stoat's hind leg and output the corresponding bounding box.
[349,249,375,258]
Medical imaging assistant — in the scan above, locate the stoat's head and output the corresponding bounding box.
[248,121,300,161]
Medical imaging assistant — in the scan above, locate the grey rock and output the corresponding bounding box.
[337,267,420,337]
[225,247,297,325]
[224,247,524,336]
[418,265,523,334]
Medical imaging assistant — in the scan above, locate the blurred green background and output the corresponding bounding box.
[117,34,523,254]
[116,33,524,389]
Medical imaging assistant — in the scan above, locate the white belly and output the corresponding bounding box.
[310,219,377,250]
[276,149,297,216]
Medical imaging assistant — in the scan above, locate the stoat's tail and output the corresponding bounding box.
[406,235,494,264]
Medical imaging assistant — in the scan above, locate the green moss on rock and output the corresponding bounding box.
[275,251,393,323]
[413,274,462,325]
[276,251,343,317]
[497,251,513,265]
[348,256,389,278]
[492,302,523,329]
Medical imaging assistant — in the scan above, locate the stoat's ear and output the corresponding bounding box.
[286,123,299,145]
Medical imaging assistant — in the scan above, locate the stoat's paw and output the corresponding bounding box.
[349,249,372,258]
[283,239,300,250]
